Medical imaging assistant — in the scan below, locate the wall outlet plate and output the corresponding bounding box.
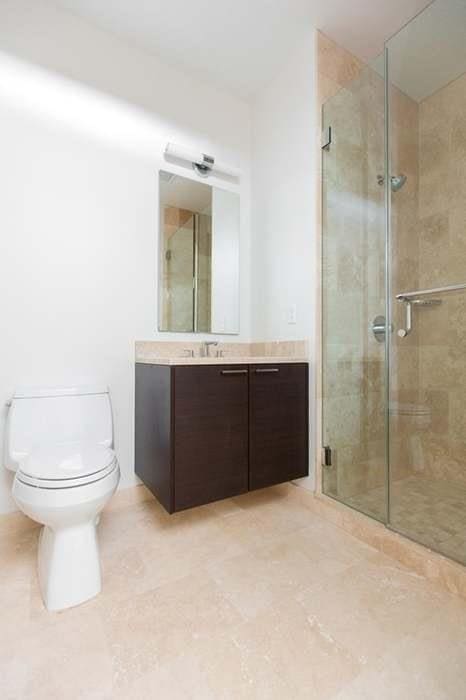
[287,305,297,324]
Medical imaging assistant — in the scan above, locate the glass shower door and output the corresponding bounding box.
[321,64,387,522]
[160,206,195,332]
[386,0,466,564]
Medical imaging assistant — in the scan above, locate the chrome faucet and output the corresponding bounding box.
[201,341,218,357]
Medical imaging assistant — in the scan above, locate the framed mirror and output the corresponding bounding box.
[158,170,240,334]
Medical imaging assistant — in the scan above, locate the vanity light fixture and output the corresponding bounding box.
[164,142,240,180]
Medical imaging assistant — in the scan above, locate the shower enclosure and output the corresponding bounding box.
[322,0,466,565]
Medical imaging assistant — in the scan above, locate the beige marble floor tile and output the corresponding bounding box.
[99,545,148,600]
[2,484,466,698]
[97,497,171,555]
[134,513,247,597]
[232,483,320,538]
[297,555,447,665]
[332,656,446,700]
[0,509,38,540]
[115,631,294,700]
[386,595,466,700]
[99,570,242,690]
[112,660,193,700]
[207,536,331,620]
[1,527,39,636]
[104,483,154,513]
[291,520,381,575]
[116,598,362,700]
[0,607,113,700]
[333,594,466,700]
[228,597,363,699]
[201,496,245,518]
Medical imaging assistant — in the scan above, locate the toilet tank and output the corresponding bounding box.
[4,385,114,472]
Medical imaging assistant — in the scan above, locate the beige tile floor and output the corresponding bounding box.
[1,483,466,699]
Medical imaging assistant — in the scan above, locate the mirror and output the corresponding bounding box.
[158,170,240,334]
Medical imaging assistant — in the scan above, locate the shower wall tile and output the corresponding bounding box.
[388,80,421,481]
[416,70,466,485]
[317,33,363,91]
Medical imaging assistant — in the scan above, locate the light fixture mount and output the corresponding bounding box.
[193,154,214,178]
[164,142,240,181]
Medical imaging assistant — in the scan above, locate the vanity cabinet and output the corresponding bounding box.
[249,364,308,490]
[135,362,308,513]
[172,365,249,510]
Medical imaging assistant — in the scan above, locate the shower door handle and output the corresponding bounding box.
[397,297,441,338]
[398,299,412,338]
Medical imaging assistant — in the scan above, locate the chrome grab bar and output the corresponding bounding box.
[397,298,442,338]
[397,299,413,338]
[396,282,466,301]
[396,284,457,338]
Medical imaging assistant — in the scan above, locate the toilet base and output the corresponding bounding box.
[38,523,101,611]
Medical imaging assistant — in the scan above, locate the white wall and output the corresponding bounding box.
[0,1,251,512]
[250,31,317,488]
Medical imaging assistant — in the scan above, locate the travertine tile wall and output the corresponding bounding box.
[388,86,421,481]
[415,71,466,485]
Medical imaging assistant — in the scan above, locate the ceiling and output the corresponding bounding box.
[373,0,466,102]
[49,0,431,99]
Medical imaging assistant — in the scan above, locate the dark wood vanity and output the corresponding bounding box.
[135,362,308,513]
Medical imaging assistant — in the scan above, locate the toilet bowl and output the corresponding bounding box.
[4,385,120,611]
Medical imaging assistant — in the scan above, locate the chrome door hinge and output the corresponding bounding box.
[321,126,332,151]
[322,445,332,467]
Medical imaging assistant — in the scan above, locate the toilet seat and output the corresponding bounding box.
[17,442,117,489]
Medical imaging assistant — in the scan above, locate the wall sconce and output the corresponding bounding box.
[164,142,240,180]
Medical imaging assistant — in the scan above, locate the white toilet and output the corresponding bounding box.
[4,384,120,611]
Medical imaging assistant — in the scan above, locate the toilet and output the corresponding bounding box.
[4,384,120,611]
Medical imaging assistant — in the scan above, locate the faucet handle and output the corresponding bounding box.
[202,341,219,357]
[181,348,194,357]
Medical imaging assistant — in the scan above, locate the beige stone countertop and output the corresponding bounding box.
[136,356,308,366]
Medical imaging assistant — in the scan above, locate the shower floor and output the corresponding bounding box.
[346,476,466,565]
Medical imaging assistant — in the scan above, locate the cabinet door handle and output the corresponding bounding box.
[255,368,279,373]
[221,369,248,375]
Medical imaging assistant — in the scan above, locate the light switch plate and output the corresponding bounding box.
[287,305,297,324]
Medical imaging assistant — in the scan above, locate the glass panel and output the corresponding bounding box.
[160,206,195,332]
[387,0,466,564]
[321,63,387,521]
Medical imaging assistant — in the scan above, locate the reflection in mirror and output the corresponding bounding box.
[158,170,239,334]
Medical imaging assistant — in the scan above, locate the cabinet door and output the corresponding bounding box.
[173,365,249,510]
[249,363,308,490]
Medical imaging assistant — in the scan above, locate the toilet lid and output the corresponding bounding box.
[19,443,115,482]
